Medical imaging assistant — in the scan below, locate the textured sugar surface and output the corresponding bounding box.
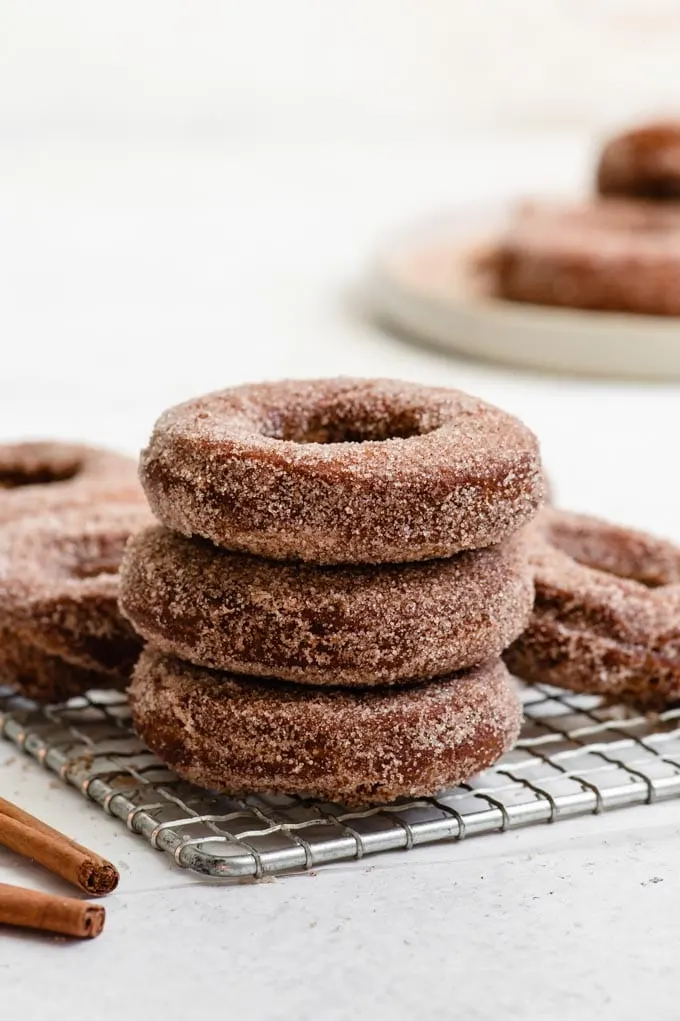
[505,507,680,708]
[0,623,128,702]
[130,377,539,799]
[0,504,152,699]
[120,524,533,685]
[129,649,523,806]
[0,441,144,524]
[139,378,544,563]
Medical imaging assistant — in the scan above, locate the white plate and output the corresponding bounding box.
[367,206,680,379]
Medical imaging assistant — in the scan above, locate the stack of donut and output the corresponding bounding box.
[0,441,151,701]
[120,378,545,806]
[494,120,680,316]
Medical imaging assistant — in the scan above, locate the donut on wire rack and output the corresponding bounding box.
[0,503,152,702]
[129,649,523,806]
[505,508,680,709]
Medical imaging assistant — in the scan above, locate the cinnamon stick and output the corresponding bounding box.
[0,796,119,896]
[0,882,105,938]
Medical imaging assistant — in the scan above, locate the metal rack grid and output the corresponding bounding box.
[2,682,680,879]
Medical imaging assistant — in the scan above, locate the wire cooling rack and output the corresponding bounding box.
[2,682,680,879]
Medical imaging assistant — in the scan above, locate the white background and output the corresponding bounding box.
[3,1,680,136]
[1,5,680,1019]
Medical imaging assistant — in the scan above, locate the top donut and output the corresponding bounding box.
[139,378,544,563]
[597,121,680,200]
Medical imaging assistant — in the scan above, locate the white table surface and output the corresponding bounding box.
[1,133,679,1020]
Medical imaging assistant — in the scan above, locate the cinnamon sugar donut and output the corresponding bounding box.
[129,649,522,805]
[0,624,126,704]
[0,442,143,525]
[495,199,680,316]
[139,378,544,564]
[504,508,680,709]
[0,503,153,701]
[597,121,680,200]
[120,525,533,687]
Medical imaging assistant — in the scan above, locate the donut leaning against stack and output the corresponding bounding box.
[505,507,680,711]
[122,378,545,806]
[0,503,152,702]
[0,441,152,701]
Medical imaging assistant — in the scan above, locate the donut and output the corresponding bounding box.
[0,441,143,525]
[0,503,153,702]
[597,121,680,199]
[139,378,544,564]
[504,508,680,709]
[495,199,680,316]
[0,624,126,704]
[129,649,522,805]
[119,524,533,687]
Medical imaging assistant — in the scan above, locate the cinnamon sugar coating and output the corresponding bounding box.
[495,199,680,316]
[504,508,680,709]
[120,525,533,686]
[597,121,680,199]
[0,503,153,701]
[139,378,544,564]
[129,649,522,806]
[0,441,144,525]
[0,624,128,703]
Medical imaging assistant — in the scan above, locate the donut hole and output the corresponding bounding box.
[0,458,80,489]
[35,532,128,582]
[261,400,439,445]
